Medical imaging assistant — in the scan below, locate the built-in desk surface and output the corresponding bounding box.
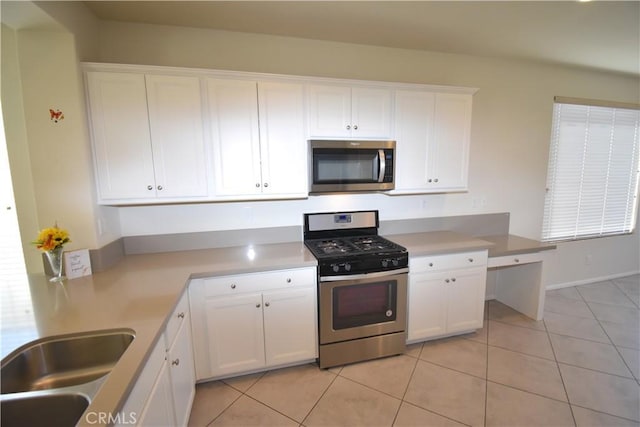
[483,234,556,258]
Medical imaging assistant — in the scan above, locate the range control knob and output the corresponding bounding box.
[381,259,389,268]
[332,264,340,273]
[392,259,399,267]
[344,263,352,271]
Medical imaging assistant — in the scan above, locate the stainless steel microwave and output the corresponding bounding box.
[309,140,395,193]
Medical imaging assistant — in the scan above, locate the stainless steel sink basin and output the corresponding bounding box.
[1,330,134,394]
[1,392,90,427]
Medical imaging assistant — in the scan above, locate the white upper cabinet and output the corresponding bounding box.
[207,78,307,199]
[257,81,307,196]
[86,72,156,201]
[429,93,472,191]
[86,71,208,204]
[393,90,435,193]
[392,90,473,194]
[307,84,392,138]
[145,75,208,199]
[207,79,262,197]
[85,63,476,203]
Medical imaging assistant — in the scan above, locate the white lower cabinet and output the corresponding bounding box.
[189,267,318,380]
[135,359,174,426]
[204,292,266,376]
[117,291,195,427]
[407,250,488,343]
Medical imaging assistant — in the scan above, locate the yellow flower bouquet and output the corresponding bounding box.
[33,224,71,281]
[33,225,71,251]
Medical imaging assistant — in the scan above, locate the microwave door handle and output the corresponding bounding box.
[378,149,386,183]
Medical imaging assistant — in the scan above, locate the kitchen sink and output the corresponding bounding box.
[1,329,134,394]
[1,392,90,427]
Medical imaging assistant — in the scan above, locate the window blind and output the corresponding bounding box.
[542,101,640,242]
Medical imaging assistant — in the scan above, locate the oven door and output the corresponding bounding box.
[319,272,407,345]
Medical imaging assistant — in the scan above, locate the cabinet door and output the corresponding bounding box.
[258,81,308,196]
[393,90,435,193]
[86,72,156,201]
[204,293,265,377]
[428,93,472,191]
[263,287,317,366]
[446,268,487,334]
[136,359,176,427]
[207,79,262,196]
[351,87,392,138]
[168,316,196,427]
[306,84,352,138]
[407,271,448,341]
[145,75,208,199]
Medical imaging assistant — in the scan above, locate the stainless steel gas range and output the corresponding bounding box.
[303,210,409,368]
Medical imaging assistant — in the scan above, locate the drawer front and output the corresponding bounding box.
[488,252,543,268]
[165,291,189,347]
[410,250,488,273]
[203,267,316,297]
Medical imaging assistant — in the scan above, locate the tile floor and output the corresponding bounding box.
[188,275,640,426]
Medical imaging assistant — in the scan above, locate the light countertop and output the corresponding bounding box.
[386,230,494,256]
[481,234,556,257]
[1,242,316,427]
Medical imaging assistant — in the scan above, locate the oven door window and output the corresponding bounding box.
[332,281,396,330]
[313,149,380,184]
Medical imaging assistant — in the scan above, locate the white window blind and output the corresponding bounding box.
[542,100,640,242]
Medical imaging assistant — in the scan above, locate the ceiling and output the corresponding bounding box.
[79,1,637,76]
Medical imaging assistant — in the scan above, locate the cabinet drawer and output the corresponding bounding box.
[203,267,316,297]
[165,291,189,348]
[410,250,487,273]
[488,252,543,268]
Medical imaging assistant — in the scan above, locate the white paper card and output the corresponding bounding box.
[64,249,92,279]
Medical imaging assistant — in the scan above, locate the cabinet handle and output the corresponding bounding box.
[286,278,292,283]
[428,263,434,267]
[452,277,456,282]
[346,125,351,130]
[468,258,474,263]
[172,359,180,366]
[445,278,450,283]
[514,258,520,263]
[231,283,236,289]
[434,178,439,183]
[353,125,358,130]
[147,185,153,190]
[256,303,261,308]
[428,179,432,183]
[157,185,163,190]
[256,183,261,188]
[265,302,270,307]
[177,312,185,319]
[264,183,269,188]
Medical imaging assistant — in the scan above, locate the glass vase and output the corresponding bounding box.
[45,246,65,282]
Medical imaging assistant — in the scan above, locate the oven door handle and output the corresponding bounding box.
[320,268,408,282]
[378,149,386,183]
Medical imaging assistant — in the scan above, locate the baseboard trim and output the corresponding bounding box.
[546,270,640,290]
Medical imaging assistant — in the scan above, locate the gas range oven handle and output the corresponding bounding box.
[320,268,409,282]
[378,149,386,183]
